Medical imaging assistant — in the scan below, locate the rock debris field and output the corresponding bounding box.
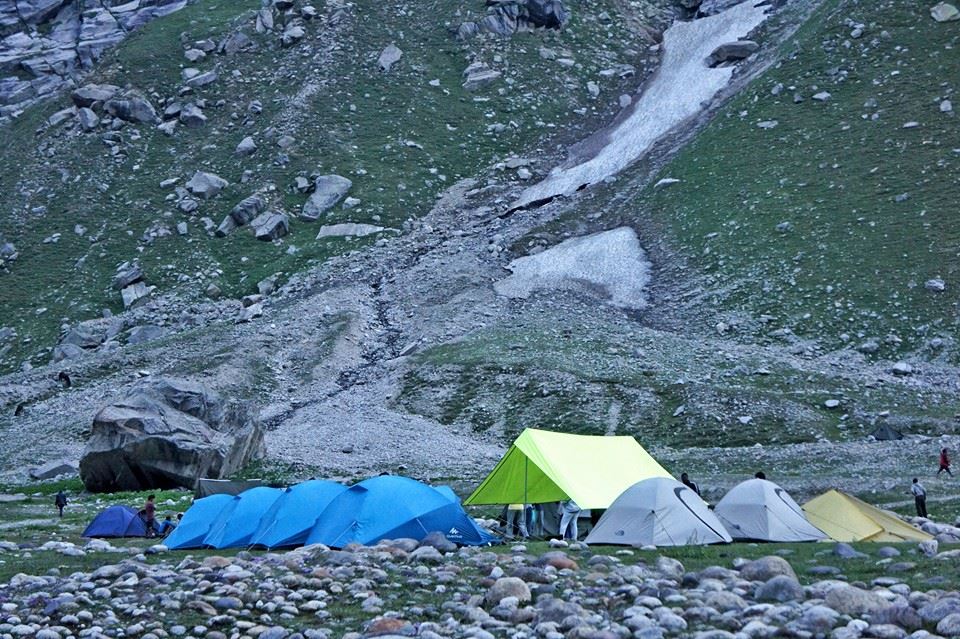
[2,536,960,639]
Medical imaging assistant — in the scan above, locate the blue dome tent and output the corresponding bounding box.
[305,475,493,548]
[82,505,147,538]
[249,479,347,549]
[202,487,284,549]
[164,494,235,550]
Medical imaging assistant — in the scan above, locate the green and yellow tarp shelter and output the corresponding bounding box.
[464,428,672,510]
[802,489,932,543]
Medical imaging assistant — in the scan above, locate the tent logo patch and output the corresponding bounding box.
[448,527,460,536]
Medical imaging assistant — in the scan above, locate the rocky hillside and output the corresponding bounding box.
[0,0,958,494]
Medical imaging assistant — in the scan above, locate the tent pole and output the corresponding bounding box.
[524,457,528,506]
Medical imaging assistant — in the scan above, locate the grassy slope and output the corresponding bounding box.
[637,0,959,358]
[398,0,960,447]
[0,0,660,372]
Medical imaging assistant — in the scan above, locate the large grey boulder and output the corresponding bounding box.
[186,171,228,199]
[377,44,403,71]
[823,585,890,616]
[30,459,79,480]
[104,91,159,123]
[70,83,119,108]
[252,211,289,240]
[79,378,265,492]
[229,194,266,226]
[708,40,760,66]
[739,555,798,582]
[301,175,352,220]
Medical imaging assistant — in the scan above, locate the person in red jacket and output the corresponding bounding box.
[938,448,952,476]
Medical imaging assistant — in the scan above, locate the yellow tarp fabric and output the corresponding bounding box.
[465,428,672,510]
[802,489,933,543]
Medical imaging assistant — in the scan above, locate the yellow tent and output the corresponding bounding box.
[464,428,672,510]
[802,489,932,543]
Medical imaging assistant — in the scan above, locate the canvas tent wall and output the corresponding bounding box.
[585,477,732,546]
[82,505,147,538]
[196,478,265,497]
[714,479,826,542]
[203,487,284,549]
[802,490,932,543]
[465,428,672,509]
[164,494,235,550]
[306,475,494,548]
[249,479,347,549]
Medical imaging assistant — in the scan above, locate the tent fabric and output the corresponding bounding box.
[196,478,265,497]
[585,478,732,546]
[869,425,903,441]
[802,490,933,543]
[164,494,235,550]
[465,428,673,510]
[714,479,827,542]
[249,480,347,549]
[82,505,147,538]
[306,475,494,548]
[203,487,284,549]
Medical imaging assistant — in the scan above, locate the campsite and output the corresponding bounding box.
[0,429,958,638]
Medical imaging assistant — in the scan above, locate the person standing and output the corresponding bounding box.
[938,448,952,476]
[54,490,67,518]
[505,504,529,539]
[680,473,701,496]
[911,478,928,518]
[558,499,581,541]
[143,494,157,537]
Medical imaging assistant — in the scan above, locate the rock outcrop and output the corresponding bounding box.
[79,378,265,492]
[0,0,189,122]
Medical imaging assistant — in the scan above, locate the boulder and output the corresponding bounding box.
[186,171,228,199]
[70,84,119,108]
[60,321,106,349]
[755,575,804,602]
[918,539,938,557]
[919,598,960,625]
[301,175,352,221]
[525,0,571,29]
[229,194,267,226]
[251,211,289,241]
[419,531,457,553]
[377,44,402,72]
[931,2,960,22]
[179,103,207,127]
[79,378,265,492]
[939,614,960,638]
[30,459,79,480]
[127,325,167,345]
[316,223,386,239]
[77,107,99,131]
[871,605,922,631]
[463,62,501,91]
[823,585,890,616]
[121,281,155,308]
[104,92,159,123]
[236,136,257,155]
[833,542,868,559]
[708,40,759,66]
[485,577,531,607]
[185,71,217,88]
[112,263,143,290]
[52,343,85,362]
[739,556,797,582]
[797,605,839,633]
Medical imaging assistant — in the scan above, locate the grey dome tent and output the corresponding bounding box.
[869,424,903,441]
[714,478,826,542]
[585,477,732,546]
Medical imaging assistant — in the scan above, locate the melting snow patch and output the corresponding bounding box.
[494,227,650,309]
[512,0,770,209]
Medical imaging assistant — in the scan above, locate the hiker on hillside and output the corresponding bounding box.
[681,473,701,496]
[142,494,157,537]
[558,499,581,541]
[54,490,67,518]
[911,478,928,518]
[938,448,952,476]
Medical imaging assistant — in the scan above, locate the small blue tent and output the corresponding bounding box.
[249,480,347,549]
[164,494,235,550]
[203,487,284,549]
[82,505,147,538]
[305,475,494,548]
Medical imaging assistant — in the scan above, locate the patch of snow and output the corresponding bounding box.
[493,227,651,309]
[512,0,770,208]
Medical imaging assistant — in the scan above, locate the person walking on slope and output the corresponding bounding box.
[911,478,928,519]
[938,448,952,476]
[558,499,581,541]
[54,490,67,518]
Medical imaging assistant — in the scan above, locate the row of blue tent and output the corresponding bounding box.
[161,475,494,550]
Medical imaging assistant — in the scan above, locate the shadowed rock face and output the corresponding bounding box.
[79,378,265,492]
